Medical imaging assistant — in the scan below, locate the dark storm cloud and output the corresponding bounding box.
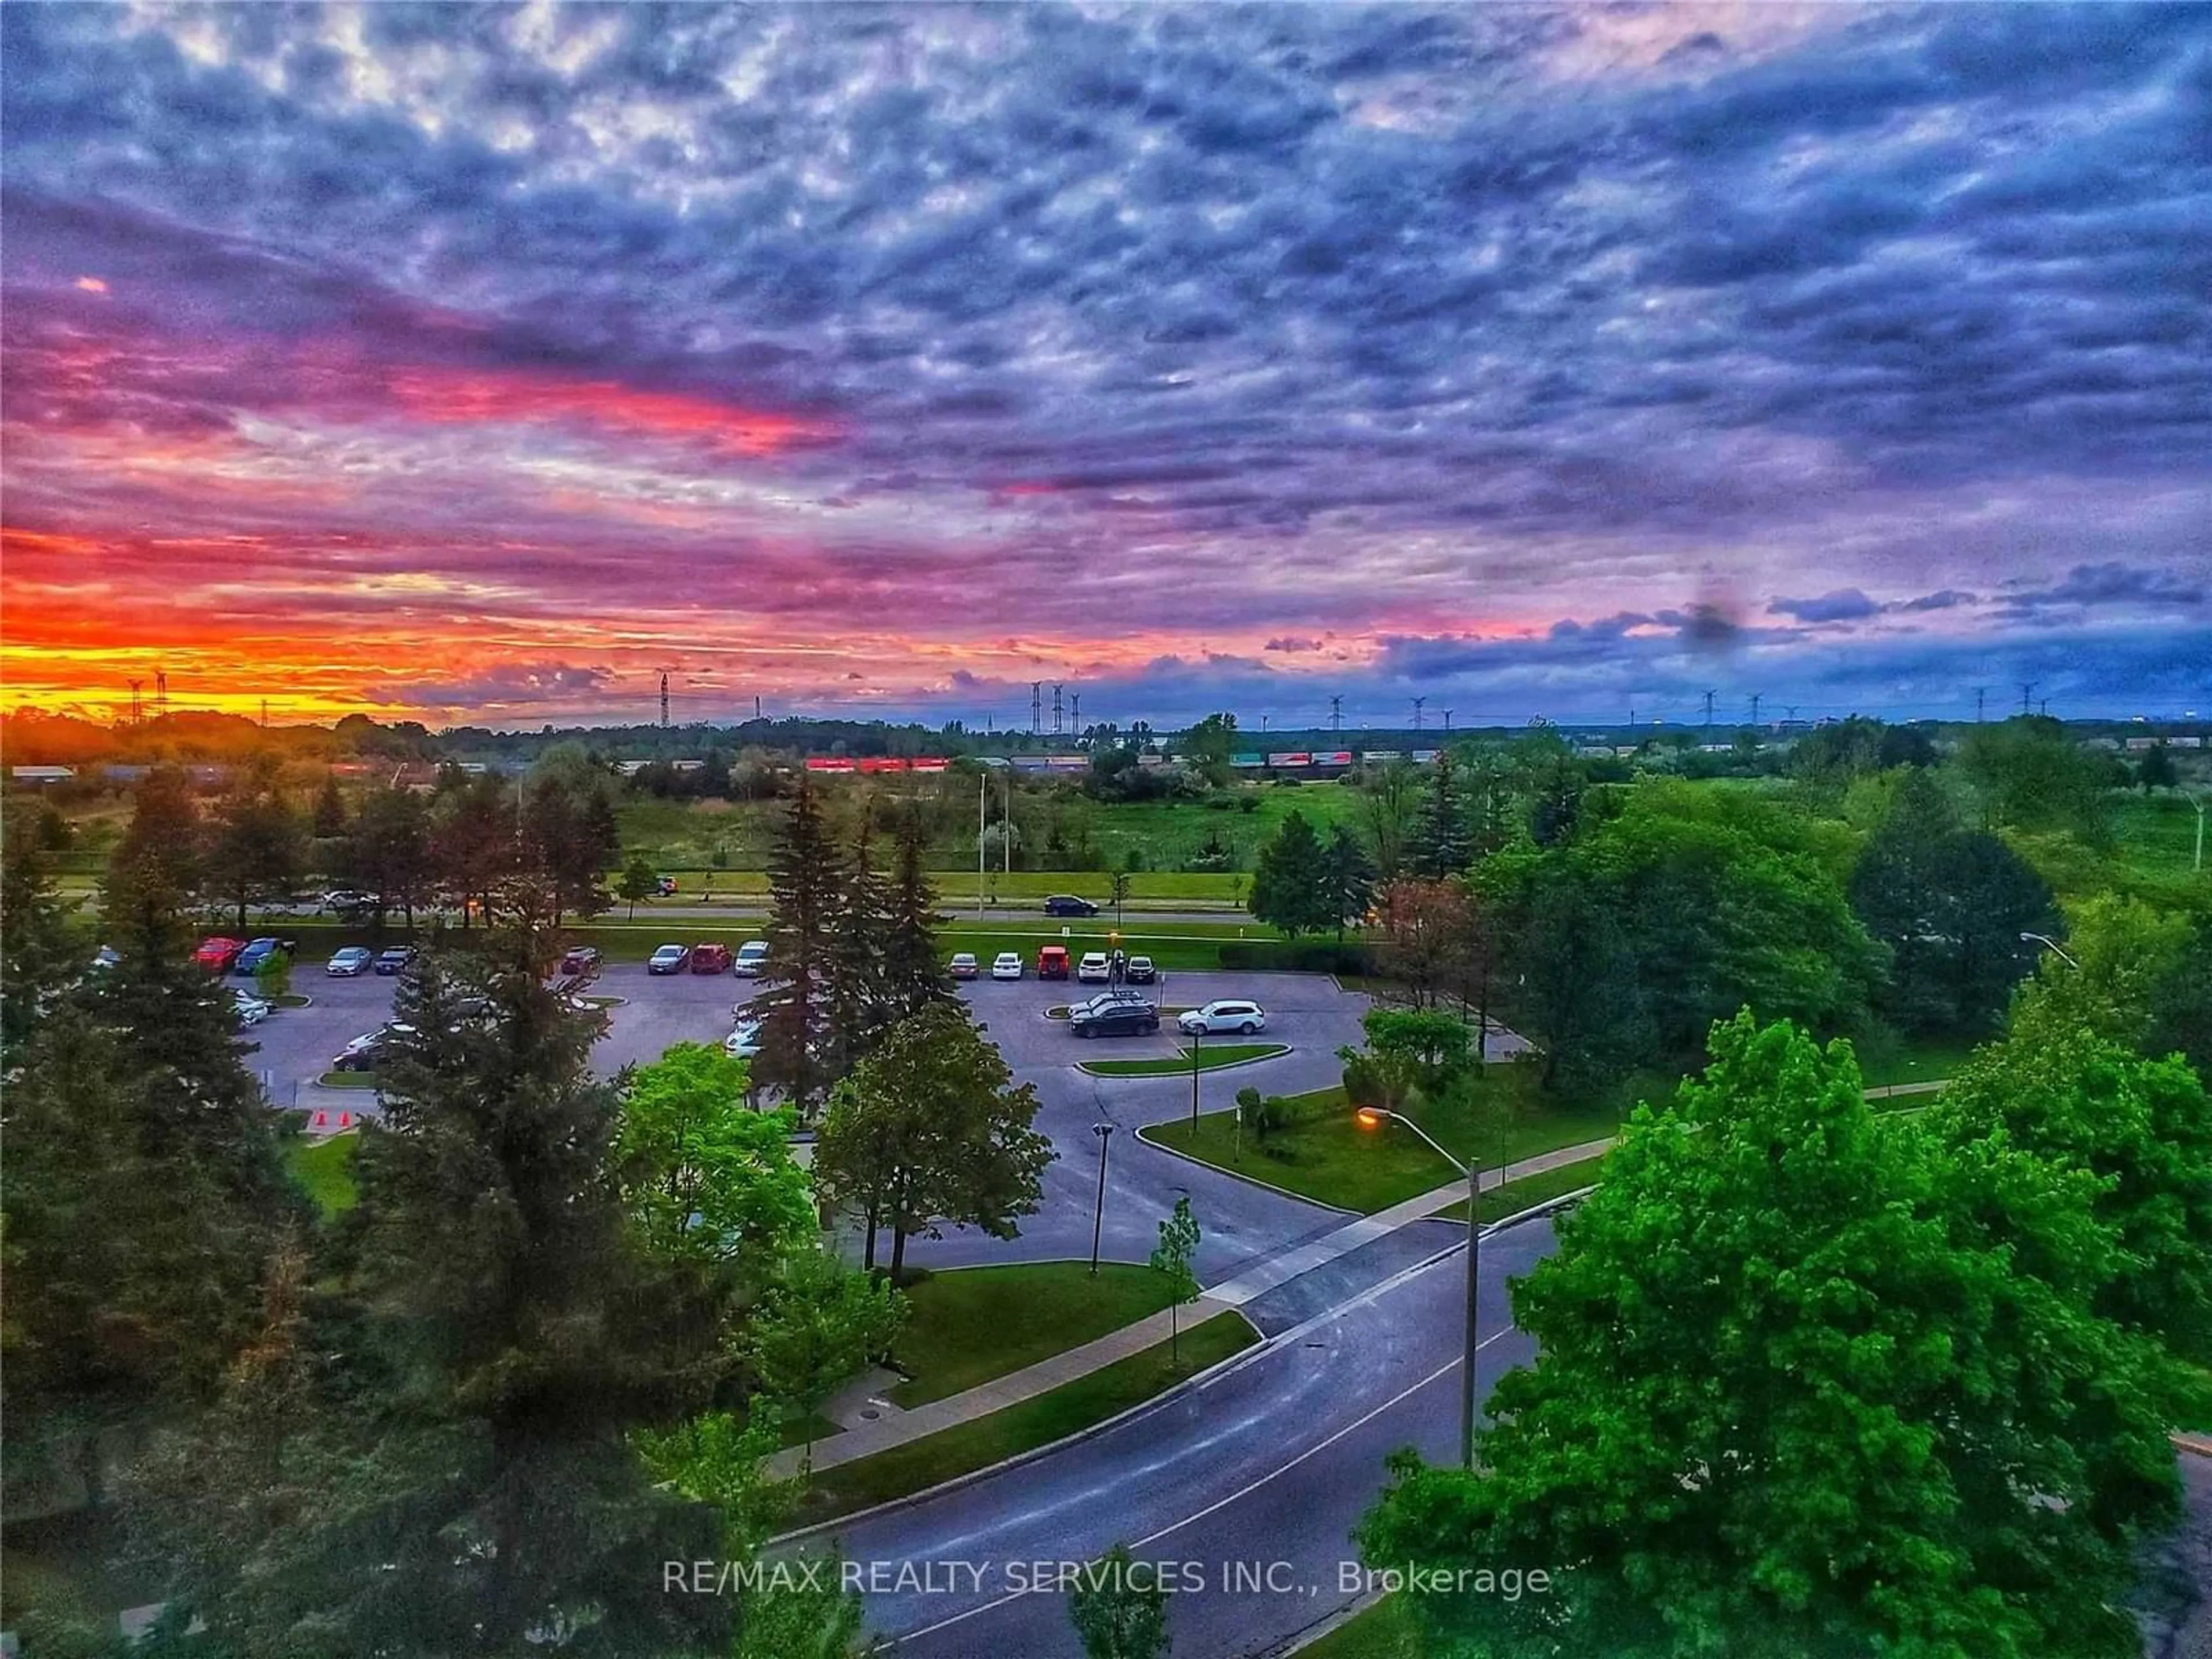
[1769,589,1881,624]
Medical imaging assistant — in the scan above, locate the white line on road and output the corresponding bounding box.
[893,1327,1512,1647]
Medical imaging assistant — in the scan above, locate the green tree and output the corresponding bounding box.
[1408,748,1472,878]
[824,815,895,1078]
[1068,1543,1171,1659]
[1,806,78,1066]
[1147,1196,1202,1366]
[429,771,519,926]
[1956,714,2116,843]
[1179,713,1238,789]
[755,776,850,1113]
[812,1002,1053,1281]
[1316,824,1377,942]
[743,1247,907,1464]
[1358,756,1422,881]
[2137,739,2177,793]
[617,1042,815,1279]
[1108,863,1134,929]
[1359,1013,2198,1659]
[203,765,307,931]
[1372,877,1471,1011]
[1247,809,1332,937]
[350,785,433,926]
[522,744,620,919]
[1358,1007,1472,1094]
[310,772,349,839]
[878,809,952,1031]
[618,851,661,919]
[1847,768,2056,1035]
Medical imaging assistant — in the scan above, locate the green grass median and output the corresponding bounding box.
[284,1131,360,1216]
[1080,1043,1287,1077]
[888,1263,1181,1408]
[787,1311,1257,1529]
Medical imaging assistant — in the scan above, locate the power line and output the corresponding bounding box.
[1329,695,1342,732]
[2020,681,2037,716]
[1412,696,1426,731]
[1702,689,1717,732]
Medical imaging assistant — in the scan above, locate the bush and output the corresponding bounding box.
[1215,940,1374,976]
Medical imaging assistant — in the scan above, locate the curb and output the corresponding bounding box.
[1078,1044,1290,1081]
[767,1306,1264,1547]
[1132,1121,1359,1217]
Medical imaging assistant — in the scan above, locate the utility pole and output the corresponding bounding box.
[1069,691,1081,732]
[1330,695,1342,733]
[976,770,987,919]
[1031,681,1042,734]
[1052,683,1063,735]
[128,680,143,724]
[1412,696,1426,732]
[1749,692,1762,727]
[660,671,671,729]
[1442,709,1452,733]
[1975,686,1986,724]
[260,696,269,728]
[1702,689,1717,733]
[2017,682,2037,716]
[155,669,168,719]
[1088,1124,1116,1275]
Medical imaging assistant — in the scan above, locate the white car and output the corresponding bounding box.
[326,946,374,976]
[990,952,1024,980]
[724,1021,763,1059]
[733,941,771,977]
[1178,999,1267,1036]
[233,990,271,1026]
[1076,952,1111,983]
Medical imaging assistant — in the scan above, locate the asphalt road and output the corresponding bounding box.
[784,1217,1554,1659]
[251,963,1373,1287]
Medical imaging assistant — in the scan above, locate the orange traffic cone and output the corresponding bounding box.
[312,1110,328,1128]
[338,1112,353,1129]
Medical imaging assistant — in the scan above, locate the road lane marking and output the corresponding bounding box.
[893,1327,1514,1647]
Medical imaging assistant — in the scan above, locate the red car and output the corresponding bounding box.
[559,945,602,976]
[194,936,247,971]
[690,943,733,974]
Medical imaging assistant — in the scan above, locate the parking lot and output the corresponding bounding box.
[251,957,1366,1124]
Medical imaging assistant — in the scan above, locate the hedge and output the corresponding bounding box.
[1214,939,1373,975]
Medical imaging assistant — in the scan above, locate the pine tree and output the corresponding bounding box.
[1,805,78,1066]
[755,776,849,1114]
[880,809,954,1028]
[824,811,892,1084]
[1319,823,1378,941]
[1408,748,1473,878]
[310,773,349,839]
[1248,809,1331,937]
[203,762,308,933]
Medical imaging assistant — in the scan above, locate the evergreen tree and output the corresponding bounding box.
[349,785,433,925]
[1318,823,1378,941]
[1,805,78,1066]
[813,1002,1053,1281]
[203,762,308,932]
[1248,809,1331,937]
[2138,740,2177,792]
[310,772,349,839]
[429,772,518,926]
[824,812,894,1082]
[880,809,953,1028]
[755,776,849,1113]
[1408,748,1473,877]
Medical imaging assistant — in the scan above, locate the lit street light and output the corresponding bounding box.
[1356,1105,1480,1470]
[2020,930,2080,969]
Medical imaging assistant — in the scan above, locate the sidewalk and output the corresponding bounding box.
[767,1078,1951,1482]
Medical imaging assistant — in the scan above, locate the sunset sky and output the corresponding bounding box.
[2,3,2206,731]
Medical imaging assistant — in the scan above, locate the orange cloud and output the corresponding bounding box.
[383,367,840,456]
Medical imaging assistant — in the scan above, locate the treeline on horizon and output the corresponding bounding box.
[5,702,2205,770]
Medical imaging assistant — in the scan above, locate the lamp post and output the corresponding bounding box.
[1089,1123,1116,1275]
[1189,1021,1203,1129]
[1357,1105,1480,1470]
[2020,930,2080,969]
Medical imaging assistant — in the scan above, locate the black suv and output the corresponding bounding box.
[1043,894,1099,917]
[1069,996,1160,1038]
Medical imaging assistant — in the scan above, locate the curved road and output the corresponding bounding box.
[784,1218,1553,1658]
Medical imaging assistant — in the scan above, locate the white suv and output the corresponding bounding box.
[733,940,771,976]
[1178,999,1267,1036]
[1076,952,1111,983]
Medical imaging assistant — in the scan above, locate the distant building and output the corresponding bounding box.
[9,765,74,785]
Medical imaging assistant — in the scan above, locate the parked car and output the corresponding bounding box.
[1124,955,1157,984]
[233,937,289,976]
[325,945,374,977]
[320,889,373,914]
[724,1020,763,1059]
[232,989,272,1026]
[990,951,1024,981]
[647,943,692,975]
[374,945,416,976]
[1179,999,1267,1036]
[948,952,979,980]
[733,940,771,977]
[1069,997,1160,1039]
[559,945,603,976]
[691,943,733,974]
[331,1023,414,1072]
[1043,894,1099,917]
[1036,944,1071,980]
[194,937,247,972]
[1077,952,1112,983]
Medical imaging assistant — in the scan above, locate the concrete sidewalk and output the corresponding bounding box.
[764,1135,1615,1480]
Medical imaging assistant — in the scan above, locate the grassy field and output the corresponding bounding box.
[1300,1596,1420,1659]
[1474,1154,1605,1223]
[284,1131,361,1215]
[1145,1075,1622,1215]
[1080,1043,1286,1077]
[787,1311,1257,1528]
[1854,1031,1983,1089]
[888,1263,1179,1408]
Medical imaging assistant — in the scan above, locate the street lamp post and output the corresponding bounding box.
[1357,1105,1480,1470]
[1190,1022,1203,1129]
[2020,930,2080,969]
[1089,1123,1116,1276]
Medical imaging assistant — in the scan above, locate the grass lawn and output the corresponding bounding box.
[1300,1596,1421,1659]
[285,1131,361,1215]
[1853,1031,1982,1089]
[888,1263,1180,1408]
[1146,1077,1621,1214]
[789,1311,1257,1528]
[315,1070,380,1089]
[1470,1154,1605,1223]
[1080,1043,1286,1077]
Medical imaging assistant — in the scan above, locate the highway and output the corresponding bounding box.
[783,1218,1555,1659]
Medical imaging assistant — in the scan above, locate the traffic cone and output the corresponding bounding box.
[338,1112,353,1129]
[312,1110,327,1128]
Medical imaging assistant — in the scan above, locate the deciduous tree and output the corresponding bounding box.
[1069,1543,1171,1659]
[743,1248,906,1463]
[1147,1196,1202,1365]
